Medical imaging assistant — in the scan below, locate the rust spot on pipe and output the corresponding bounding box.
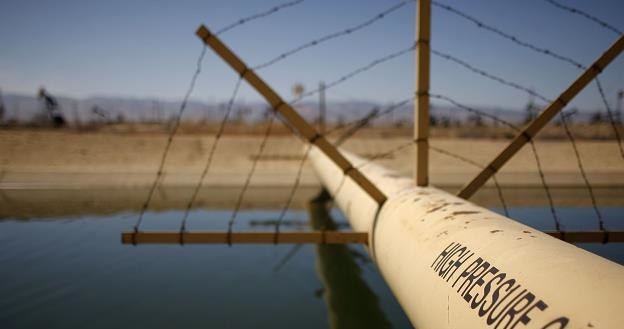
[427,203,450,213]
[490,230,503,233]
[452,211,480,216]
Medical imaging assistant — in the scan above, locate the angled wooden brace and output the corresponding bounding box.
[195,25,387,206]
[458,35,624,199]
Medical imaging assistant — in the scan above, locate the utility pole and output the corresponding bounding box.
[319,81,326,134]
[415,0,430,186]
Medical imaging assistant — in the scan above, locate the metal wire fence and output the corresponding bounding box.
[131,0,623,244]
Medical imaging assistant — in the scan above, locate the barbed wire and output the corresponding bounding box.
[177,5,420,232]
[433,48,606,231]
[327,97,414,138]
[558,112,604,231]
[431,49,550,104]
[543,0,622,36]
[252,0,414,71]
[432,1,624,161]
[429,145,509,217]
[431,1,585,69]
[428,93,517,129]
[215,0,305,36]
[527,141,561,231]
[198,43,418,238]
[291,42,417,105]
[595,77,624,159]
[227,112,278,245]
[273,144,312,243]
[133,45,207,233]
[133,1,306,234]
[178,77,244,233]
[429,92,563,231]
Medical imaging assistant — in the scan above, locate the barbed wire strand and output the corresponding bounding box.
[273,144,313,243]
[215,0,305,36]
[428,93,517,130]
[189,39,416,239]
[595,77,624,159]
[431,49,550,103]
[432,1,624,161]
[238,104,408,243]
[328,140,411,200]
[558,112,604,230]
[327,97,414,138]
[429,145,509,216]
[433,48,606,230]
[429,93,563,231]
[252,0,414,71]
[222,43,418,239]
[227,112,278,245]
[133,45,207,233]
[431,1,585,69]
[291,42,417,105]
[527,141,561,231]
[543,0,622,36]
[178,77,244,233]
[134,1,306,234]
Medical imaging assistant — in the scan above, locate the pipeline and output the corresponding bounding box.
[308,145,624,329]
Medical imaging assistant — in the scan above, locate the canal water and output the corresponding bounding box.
[0,196,622,329]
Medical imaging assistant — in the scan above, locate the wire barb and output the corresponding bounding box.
[433,48,613,230]
[430,145,509,217]
[227,112,278,242]
[134,45,207,232]
[432,1,585,69]
[543,0,622,36]
[215,0,305,36]
[178,77,244,232]
[273,144,313,243]
[252,0,414,71]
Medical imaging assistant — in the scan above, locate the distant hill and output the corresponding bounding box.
[0,92,597,125]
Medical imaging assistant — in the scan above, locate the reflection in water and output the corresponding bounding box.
[2,185,622,220]
[0,186,319,220]
[309,190,393,329]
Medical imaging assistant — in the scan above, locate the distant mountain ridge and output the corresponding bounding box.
[0,92,595,125]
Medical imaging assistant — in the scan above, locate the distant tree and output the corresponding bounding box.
[92,105,109,122]
[430,114,438,127]
[590,111,604,125]
[524,94,540,124]
[468,114,484,127]
[440,116,451,128]
[37,87,66,127]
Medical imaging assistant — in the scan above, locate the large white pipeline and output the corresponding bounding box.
[308,146,624,329]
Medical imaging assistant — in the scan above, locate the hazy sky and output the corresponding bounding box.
[1,0,623,111]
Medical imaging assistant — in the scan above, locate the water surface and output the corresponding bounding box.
[0,200,622,329]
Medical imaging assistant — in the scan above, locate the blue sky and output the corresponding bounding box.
[1,0,623,111]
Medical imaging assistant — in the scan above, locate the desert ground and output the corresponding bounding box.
[1,128,623,218]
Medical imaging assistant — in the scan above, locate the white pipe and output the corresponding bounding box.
[308,146,624,329]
